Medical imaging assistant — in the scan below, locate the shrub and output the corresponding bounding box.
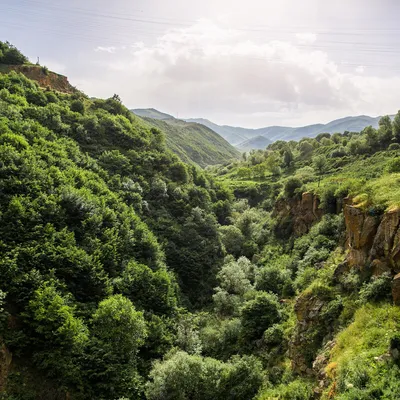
[146,351,263,400]
[358,273,392,303]
[388,143,400,151]
[263,324,284,345]
[284,177,303,198]
[387,157,400,173]
[258,379,313,400]
[256,262,291,297]
[241,292,281,342]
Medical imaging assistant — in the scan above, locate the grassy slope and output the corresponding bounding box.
[140,116,240,168]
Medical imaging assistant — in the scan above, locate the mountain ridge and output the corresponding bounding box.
[185,114,395,148]
[131,109,240,167]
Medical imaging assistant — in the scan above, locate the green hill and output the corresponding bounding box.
[3,40,400,400]
[132,110,240,167]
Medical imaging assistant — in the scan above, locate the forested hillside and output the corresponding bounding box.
[131,109,240,167]
[2,41,400,400]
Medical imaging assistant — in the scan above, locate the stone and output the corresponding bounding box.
[343,205,380,269]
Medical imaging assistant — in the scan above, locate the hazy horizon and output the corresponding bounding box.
[2,0,400,127]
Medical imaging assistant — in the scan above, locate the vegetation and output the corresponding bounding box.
[0,41,28,65]
[1,41,400,399]
[139,116,240,168]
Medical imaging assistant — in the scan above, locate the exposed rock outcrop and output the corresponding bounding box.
[343,204,400,273]
[341,202,400,302]
[289,291,331,375]
[274,192,323,237]
[1,65,76,93]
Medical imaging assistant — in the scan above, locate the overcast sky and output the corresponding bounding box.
[2,0,400,127]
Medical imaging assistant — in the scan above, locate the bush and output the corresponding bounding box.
[256,262,292,297]
[388,143,400,151]
[263,324,284,345]
[146,351,263,400]
[358,273,392,303]
[258,379,313,400]
[0,41,29,64]
[387,157,400,173]
[284,177,303,198]
[241,292,281,342]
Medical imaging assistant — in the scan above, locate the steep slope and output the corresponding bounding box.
[0,64,76,93]
[0,69,230,398]
[132,113,240,167]
[131,108,174,120]
[184,118,251,145]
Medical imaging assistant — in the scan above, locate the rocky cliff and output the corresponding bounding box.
[342,201,400,303]
[274,192,324,237]
[0,65,76,93]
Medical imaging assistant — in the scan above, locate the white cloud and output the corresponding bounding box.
[355,65,365,74]
[295,32,317,44]
[77,20,399,127]
[95,46,117,53]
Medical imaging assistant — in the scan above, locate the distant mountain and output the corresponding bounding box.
[131,110,240,167]
[131,108,174,120]
[236,136,272,152]
[185,115,394,148]
[184,118,251,145]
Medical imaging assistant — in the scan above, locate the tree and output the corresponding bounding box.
[299,141,314,158]
[363,126,378,149]
[219,225,245,257]
[283,149,294,167]
[393,111,400,143]
[284,177,303,198]
[84,295,147,398]
[313,155,327,175]
[114,261,177,315]
[146,351,263,400]
[256,262,292,296]
[25,281,89,386]
[91,294,147,357]
[0,41,29,64]
[146,351,224,400]
[378,115,393,147]
[213,257,255,316]
[313,155,327,186]
[240,292,281,342]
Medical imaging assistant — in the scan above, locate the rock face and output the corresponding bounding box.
[1,65,76,93]
[343,203,400,275]
[274,192,323,237]
[289,291,330,375]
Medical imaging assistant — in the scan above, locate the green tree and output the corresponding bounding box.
[393,111,400,143]
[84,295,147,398]
[219,225,245,257]
[240,292,281,342]
[378,115,393,147]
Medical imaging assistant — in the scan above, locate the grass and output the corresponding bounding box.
[330,304,400,367]
[322,303,400,399]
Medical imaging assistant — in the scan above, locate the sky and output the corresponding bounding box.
[2,0,400,127]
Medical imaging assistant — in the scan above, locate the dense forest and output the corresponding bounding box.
[1,40,400,400]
